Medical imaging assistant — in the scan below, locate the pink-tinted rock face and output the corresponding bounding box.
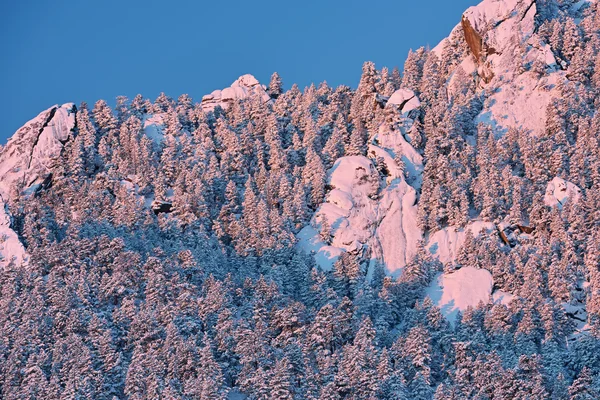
[200,74,271,111]
[0,103,76,198]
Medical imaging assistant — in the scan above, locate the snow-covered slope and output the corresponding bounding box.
[0,103,76,198]
[201,74,271,111]
[0,0,587,326]
[296,0,584,318]
[426,267,494,323]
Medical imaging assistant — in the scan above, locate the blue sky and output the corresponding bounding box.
[0,0,478,142]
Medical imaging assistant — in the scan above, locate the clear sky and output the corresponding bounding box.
[0,0,478,142]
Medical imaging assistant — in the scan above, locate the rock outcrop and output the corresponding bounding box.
[544,177,582,209]
[298,91,423,277]
[201,74,271,111]
[0,103,76,198]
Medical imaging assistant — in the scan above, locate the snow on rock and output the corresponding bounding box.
[544,177,581,209]
[297,226,344,271]
[477,72,563,137]
[297,155,421,276]
[329,156,375,194]
[371,132,423,189]
[563,302,587,327]
[386,89,420,114]
[462,0,537,67]
[0,195,28,270]
[427,221,496,265]
[367,145,404,182]
[375,180,421,276]
[0,103,76,269]
[0,103,76,198]
[201,74,271,111]
[432,0,569,137]
[298,90,424,276]
[327,189,353,211]
[426,267,494,323]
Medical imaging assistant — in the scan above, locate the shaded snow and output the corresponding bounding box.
[142,114,165,144]
[297,226,344,271]
[492,290,515,305]
[426,267,493,323]
[227,389,247,400]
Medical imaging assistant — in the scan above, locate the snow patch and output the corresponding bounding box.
[426,267,494,323]
[477,72,563,136]
[296,226,343,271]
[142,114,165,144]
[492,290,515,305]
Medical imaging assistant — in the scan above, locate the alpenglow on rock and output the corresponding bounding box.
[0,103,76,198]
[200,74,271,111]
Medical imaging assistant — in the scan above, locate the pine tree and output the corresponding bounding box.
[569,367,598,400]
[195,335,226,400]
[268,72,284,99]
[350,61,379,129]
[347,122,367,156]
[402,48,426,94]
[302,147,327,209]
[269,357,294,399]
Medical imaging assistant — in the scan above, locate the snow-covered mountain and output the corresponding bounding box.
[1,0,600,398]
[295,0,593,319]
[0,0,591,317]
